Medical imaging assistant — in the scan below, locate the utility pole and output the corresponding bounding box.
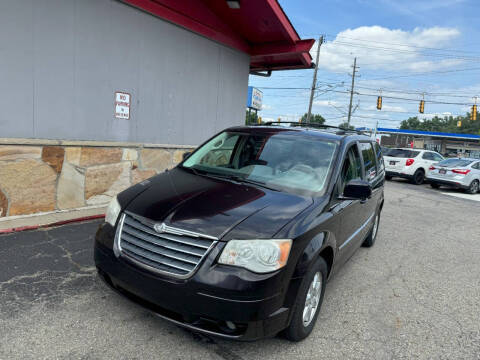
[347,57,358,126]
[373,119,379,140]
[306,36,323,124]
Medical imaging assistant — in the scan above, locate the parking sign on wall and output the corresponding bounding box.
[114,92,131,119]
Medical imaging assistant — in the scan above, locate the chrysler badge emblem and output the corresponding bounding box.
[154,223,167,233]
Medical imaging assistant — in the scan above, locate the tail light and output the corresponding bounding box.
[405,158,415,166]
[452,169,470,175]
[429,166,436,171]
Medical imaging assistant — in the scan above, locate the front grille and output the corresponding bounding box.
[117,212,216,277]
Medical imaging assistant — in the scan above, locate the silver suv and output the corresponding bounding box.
[427,158,480,194]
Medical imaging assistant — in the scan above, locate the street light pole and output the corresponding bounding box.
[347,57,358,126]
[306,36,323,124]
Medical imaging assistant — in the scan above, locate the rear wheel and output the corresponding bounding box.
[412,169,425,185]
[430,182,440,189]
[283,257,327,342]
[466,179,479,194]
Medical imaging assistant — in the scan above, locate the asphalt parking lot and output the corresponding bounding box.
[1,180,479,360]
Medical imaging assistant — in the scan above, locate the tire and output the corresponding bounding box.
[466,179,479,194]
[412,169,425,185]
[430,183,440,189]
[385,175,392,181]
[362,211,380,247]
[283,257,327,342]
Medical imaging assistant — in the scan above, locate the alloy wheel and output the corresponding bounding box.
[372,214,379,240]
[303,272,322,327]
[471,181,479,193]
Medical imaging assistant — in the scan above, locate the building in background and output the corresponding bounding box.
[358,127,480,158]
[0,0,314,220]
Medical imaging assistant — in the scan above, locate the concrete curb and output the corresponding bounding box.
[0,205,106,233]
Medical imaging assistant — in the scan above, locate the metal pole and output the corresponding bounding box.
[347,57,357,126]
[306,36,323,124]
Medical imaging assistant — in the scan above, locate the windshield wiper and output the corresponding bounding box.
[217,174,280,192]
[182,166,279,191]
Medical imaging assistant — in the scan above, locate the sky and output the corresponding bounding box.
[248,0,480,130]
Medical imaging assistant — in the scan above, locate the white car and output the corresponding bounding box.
[427,158,480,194]
[383,148,444,185]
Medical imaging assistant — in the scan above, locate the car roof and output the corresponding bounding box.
[226,125,372,143]
[389,148,427,151]
[442,157,479,161]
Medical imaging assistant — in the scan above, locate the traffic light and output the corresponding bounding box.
[419,100,425,114]
[457,120,462,127]
[376,96,382,110]
[258,116,262,124]
[471,105,477,121]
[277,117,281,123]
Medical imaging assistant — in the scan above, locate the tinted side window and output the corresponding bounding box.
[432,153,444,162]
[359,142,377,181]
[374,142,385,172]
[339,145,362,194]
[422,152,434,160]
[472,162,480,170]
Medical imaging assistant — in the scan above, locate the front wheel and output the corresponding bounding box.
[362,212,380,247]
[466,179,479,194]
[283,257,327,342]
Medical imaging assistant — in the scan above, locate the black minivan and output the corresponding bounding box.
[95,123,385,341]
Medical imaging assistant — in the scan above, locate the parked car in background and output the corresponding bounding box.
[94,124,385,342]
[380,146,391,156]
[427,158,480,194]
[384,148,444,185]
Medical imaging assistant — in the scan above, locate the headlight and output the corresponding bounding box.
[105,196,121,226]
[218,239,292,273]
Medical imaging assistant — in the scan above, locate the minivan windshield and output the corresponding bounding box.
[182,131,338,194]
[437,159,473,167]
[386,149,420,158]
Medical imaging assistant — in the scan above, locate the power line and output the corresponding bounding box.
[325,34,480,55]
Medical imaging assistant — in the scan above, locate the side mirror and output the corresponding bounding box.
[182,151,192,161]
[343,179,372,200]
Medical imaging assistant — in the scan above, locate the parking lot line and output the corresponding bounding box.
[440,192,480,202]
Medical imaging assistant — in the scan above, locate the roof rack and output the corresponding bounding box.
[259,121,366,135]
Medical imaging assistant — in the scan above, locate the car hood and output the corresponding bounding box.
[123,167,313,240]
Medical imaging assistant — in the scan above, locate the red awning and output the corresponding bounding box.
[121,0,314,71]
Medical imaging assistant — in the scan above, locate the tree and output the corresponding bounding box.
[338,122,354,130]
[300,113,325,124]
[399,113,480,135]
[245,110,258,125]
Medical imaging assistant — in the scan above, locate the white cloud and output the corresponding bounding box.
[261,104,273,110]
[311,26,461,73]
[313,100,341,107]
[365,104,407,112]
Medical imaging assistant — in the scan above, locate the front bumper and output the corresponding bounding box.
[94,223,294,340]
[426,177,469,190]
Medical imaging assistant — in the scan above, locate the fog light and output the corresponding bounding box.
[225,321,236,330]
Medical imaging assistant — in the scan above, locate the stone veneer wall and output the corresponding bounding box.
[0,140,194,218]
